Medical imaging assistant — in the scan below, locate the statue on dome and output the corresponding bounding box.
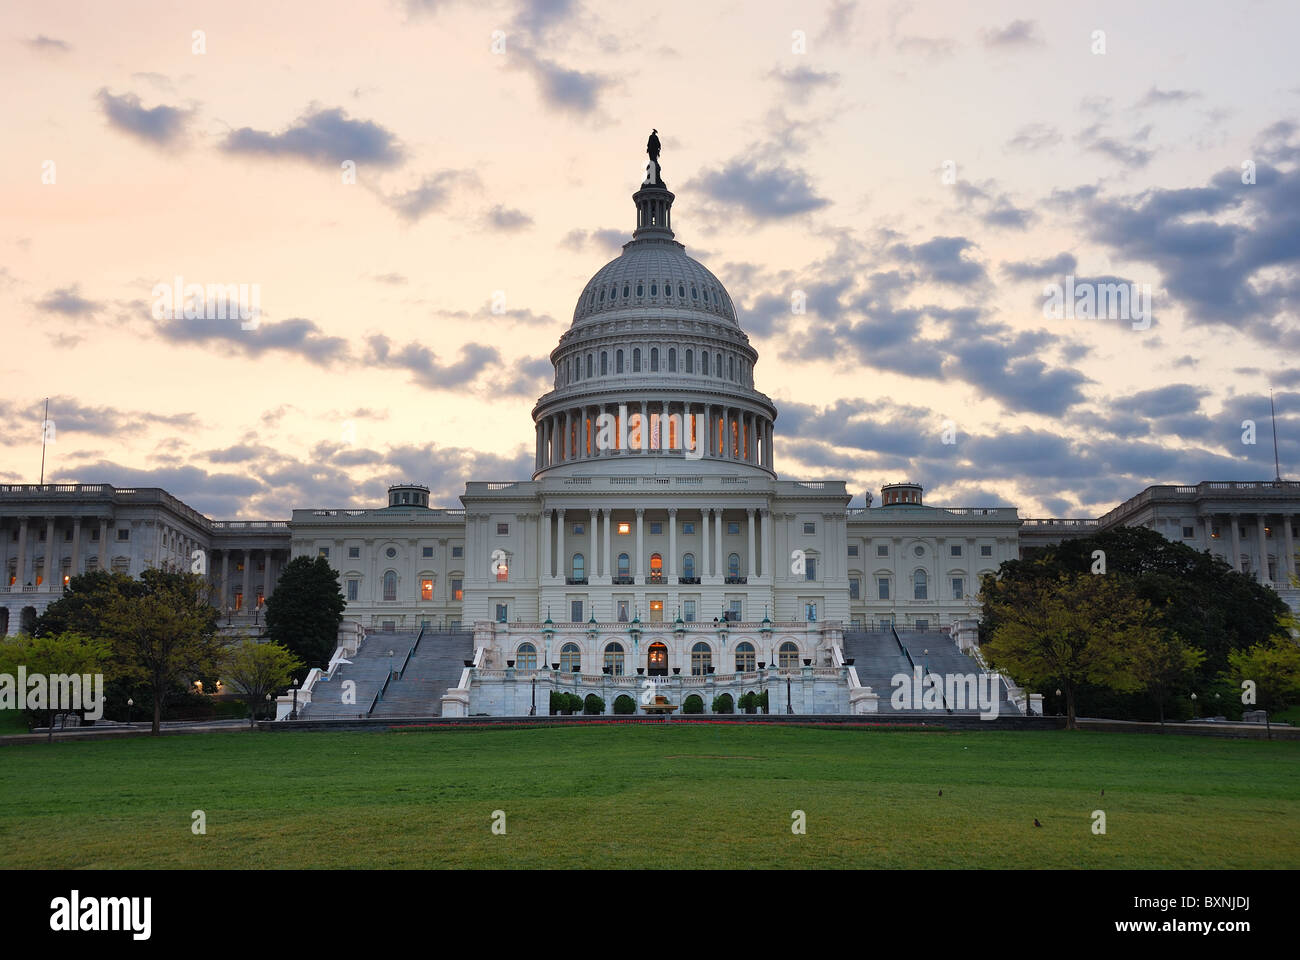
[645,128,664,186]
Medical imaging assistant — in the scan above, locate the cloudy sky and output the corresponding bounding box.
[3,0,1299,519]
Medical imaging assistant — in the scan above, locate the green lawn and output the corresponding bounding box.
[1,725,1296,869]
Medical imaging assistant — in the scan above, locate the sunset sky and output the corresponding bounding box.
[3,0,1298,519]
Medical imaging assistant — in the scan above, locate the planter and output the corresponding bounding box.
[552,663,560,671]
[844,658,855,666]
[506,660,515,668]
[636,668,644,675]
[803,659,812,666]
[757,662,766,669]
[672,667,681,675]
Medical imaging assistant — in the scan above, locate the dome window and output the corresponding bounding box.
[650,348,659,372]
[623,284,629,298]
[616,349,624,373]
[636,283,643,297]
[650,283,657,296]
[633,348,641,373]
[691,285,698,299]
[668,348,676,372]
[685,349,693,373]
[678,284,685,298]
[599,289,605,302]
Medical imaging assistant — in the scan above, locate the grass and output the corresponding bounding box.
[1,725,1297,869]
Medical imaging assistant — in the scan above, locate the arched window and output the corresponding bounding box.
[701,353,709,376]
[586,354,593,377]
[691,285,698,299]
[682,553,695,579]
[685,349,693,373]
[516,642,537,670]
[560,642,581,673]
[600,352,608,375]
[618,553,630,577]
[716,353,723,377]
[913,570,928,600]
[572,553,585,580]
[650,347,658,372]
[383,570,397,601]
[728,356,735,380]
[778,642,799,668]
[650,553,663,579]
[622,284,629,298]
[728,552,741,577]
[636,283,643,297]
[604,642,625,676]
[650,282,657,296]
[668,348,676,372]
[633,348,641,372]
[735,641,756,672]
[691,641,712,676]
[599,288,605,302]
[616,349,624,373]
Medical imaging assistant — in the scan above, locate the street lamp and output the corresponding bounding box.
[254,597,263,626]
[264,692,272,722]
[1190,691,1198,719]
[126,698,133,727]
[290,676,299,720]
[530,675,536,716]
[786,675,793,714]
[225,605,232,626]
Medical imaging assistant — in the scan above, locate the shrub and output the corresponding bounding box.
[683,694,704,714]
[565,692,584,714]
[549,690,562,715]
[583,694,605,715]
[613,694,636,714]
[712,693,734,714]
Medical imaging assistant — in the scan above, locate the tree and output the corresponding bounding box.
[1225,633,1300,739]
[99,568,224,735]
[0,631,115,740]
[263,556,345,675]
[981,573,1159,729]
[222,638,303,727]
[33,570,141,638]
[1128,632,1205,728]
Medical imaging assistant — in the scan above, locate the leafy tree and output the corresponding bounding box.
[1225,636,1300,739]
[981,573,1159,729]
[33,570,140,638]
[583,694,605,715]
[613,694,636,714]
[98,569,224,735]
[1128,632,1205,728]
[0,632,115,740]
[263,556,345,675]
[222,638,303,727]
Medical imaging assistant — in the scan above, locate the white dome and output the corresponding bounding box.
[572,240,738,328]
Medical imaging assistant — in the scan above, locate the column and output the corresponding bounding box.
[602,508,612,579]
[1229,513,1242,572]
[563,411,571,461]
[641,400,649,452]
[15,518,27,589]
[556,509,566,584]
[761,508,771,580]
[635,508,644,581]
[242,549,252,610]
[71,517,81,579]
[714,508,723,579]
[662,400,670,451]
[264,547,273,601]
[1284,514,1296,582]
[1257,515,1271,585]
[668,508,678,581]
[220,550,230,612]
[747,508,756,579]
[44,518,56,591]
[542,508,552,579]
[98,518,108,571]
[701,507,710,578]
[589,508,598,575]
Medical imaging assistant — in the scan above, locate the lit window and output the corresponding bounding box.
[452,578,463,601]
[617,522,630,535]
[421,578,433,601]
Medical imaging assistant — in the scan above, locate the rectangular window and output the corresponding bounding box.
[349,546,361,558]
[1182,526,1194,538]
[878,577,890,600]
[952,577,964,600]
[347,580,358,601]
[422,546,433,558]
[682,522,695,535]
[495,603,508,622]
[571,600,584,622]
[805,602,817,621]
[451,579,463,601]
[421,578,433,601]
[803,522,816,534]
[847,544,859,557]
[950,544,962,557]
[728,599,742,621]
[849,578,860,600]
[497,523,509,536]
[317,546,329,558]
[980,545,993,557]
[452,545,463,558]
[877,544,888,557]
[117,528,130,541]
[683,600,695,622]
[573,523,584,535]
[728,522,740,535]
[650,522,662,535]
[618,522,630,535]
[805,557,817,581]
[617,600,629,622]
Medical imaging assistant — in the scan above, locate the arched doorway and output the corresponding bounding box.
[647,641,668,676]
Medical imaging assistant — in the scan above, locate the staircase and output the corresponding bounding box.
[370,632,474,717]
[299,631,421,719]
[842,629,1020,716]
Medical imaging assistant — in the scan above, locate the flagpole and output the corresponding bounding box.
[39,397,49,486]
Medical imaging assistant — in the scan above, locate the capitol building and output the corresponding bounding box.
[2,145,1297,717]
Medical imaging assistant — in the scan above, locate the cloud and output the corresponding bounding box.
[36,285,102,318]
[382,170,473,223]
[561,228,625,253]
[362,336,500,389]
[1006,122,1061,152]
[768,65,840,104]
[484,205,534,231]
[889,236,986,286]
[982,19,1044,48]
[26,35,70,53]
[1001,252,1077,281]
[692,158,829,220]
[222,106,404,167]
[96,89,192,145]
[953,180,1034,230]
[155,314,350,366]
[816,1,858,45]
[1077,123,1153,168]
[1137,86,1202,109]
[0,397,198,445]
[510,47,613,117]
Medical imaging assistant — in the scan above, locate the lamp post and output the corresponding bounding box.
[290,676,299,720]
[530,675,536,716]
[254,598,263,627]
[786,675,792,715]
[225,605,232,627]
[126,697,133,727]
[264,692,272,722]
[1190,691,1198,719]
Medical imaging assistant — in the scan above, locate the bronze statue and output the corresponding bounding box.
[646,128,664,185]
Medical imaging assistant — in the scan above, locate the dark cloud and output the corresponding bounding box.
[953,180,1034,230]
[1006,122,1061,152]
[96,89,192,145]
[484,205,534,231]
[36,286,101,317]
[362,336,500,389]
[889,236,986,286]
[382,170,473,223]
[510,47,612,116]
[768,65,840,104]
[26,35,70,53]
[155,315,350,366]
[1077,123,1153,168]
[1137,87,1202,109]
[561,227,625,254]
[1001,252,1077,280]
[223,106,404,167]
[982,19,1044,48]
[693,158,829,220]
[0,397,197,445]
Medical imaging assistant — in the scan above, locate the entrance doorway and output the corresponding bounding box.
[647,642,668,676]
